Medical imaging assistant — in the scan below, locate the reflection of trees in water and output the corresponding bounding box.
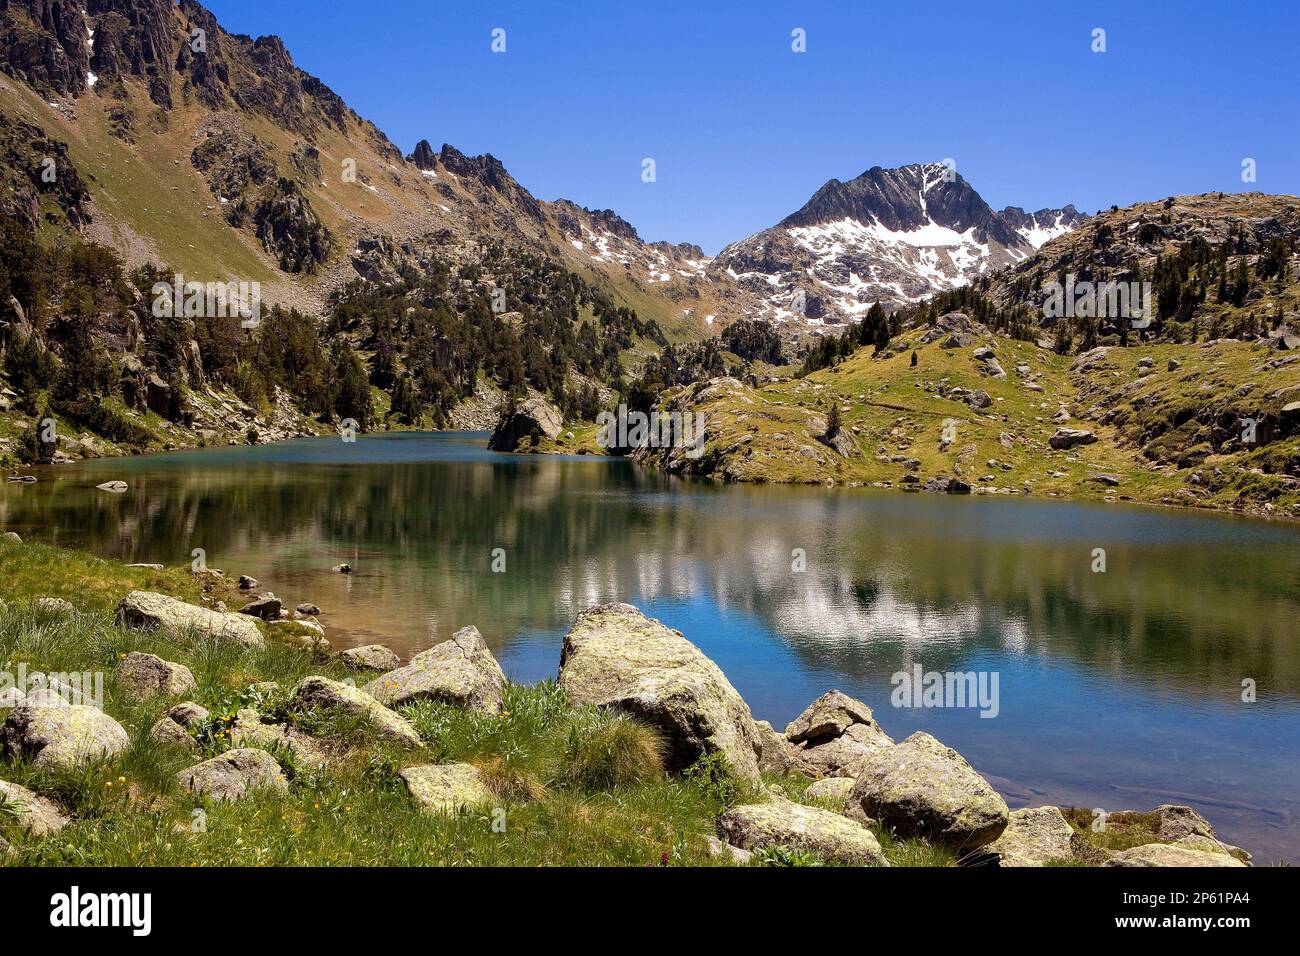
[7,460,1300,696]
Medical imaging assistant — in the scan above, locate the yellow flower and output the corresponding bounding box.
[118,776,126,784]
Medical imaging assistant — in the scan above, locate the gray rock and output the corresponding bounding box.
[0,779,70,834]
[117,652,198,697]
[237,575,259,591]
[167,702,210,727]
[805,776,857,810]
[705,835,753,864]
[230,709,328,768]
[116,591,264,647]
[558,603,763,783]
[1,532,21,544]
[987,806,1075,866]
[296,603,321,616]
[0,686,25,708]
[717,796,888,865]
[753,719,796,776]
[1048,428,1098,450]
[846,732,1009,850]
[238,594,283,621]
[784,690,893,777]
[149,716,197,751]
[95,481,128,493]
[1105,844,1247,868]
[363,626,504,713]
[288,676,421,748]
[339,644,402,672]
[1152,804,1216,842]
[177,749,288,802]
[1,704,130,769]
[400,763,494,814]
[488,396,564,451]
[34,597,75,614]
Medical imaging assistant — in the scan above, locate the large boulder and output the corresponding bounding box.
[115,591,264,648]
[400,763,494,814]
[1105,844,1247,868]
[845,732,1009,850]
[238,594,283,621]
[287,676,421,748]
[784,690,893,777]
[116,652,198,697]
[717,796,888,865]
[558,603,762,783]
[1,704,130,769]
[488,396,564,451]
[0,779,70,835]
[362,626,505,713]
[987,806,1075,866]
[176,749,288,802]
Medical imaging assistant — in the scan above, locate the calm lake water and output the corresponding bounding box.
[4,432,1299,861]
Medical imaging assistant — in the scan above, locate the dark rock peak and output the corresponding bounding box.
[438,143,543,221]
[998,203,1086,230]
[410,139,436,170]
[779,162,1025,249]
[0,0,93,97]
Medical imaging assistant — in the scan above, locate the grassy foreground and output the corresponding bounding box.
[0,539,953,867]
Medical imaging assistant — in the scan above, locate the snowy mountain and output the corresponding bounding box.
[710,163,1084,325]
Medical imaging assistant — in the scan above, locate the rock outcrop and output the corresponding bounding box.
[487,396,563,452]
[558,603,762,783]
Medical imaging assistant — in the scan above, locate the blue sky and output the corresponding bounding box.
[204,0,1300,253]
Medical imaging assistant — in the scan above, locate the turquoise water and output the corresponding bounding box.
[3,431,1299,860]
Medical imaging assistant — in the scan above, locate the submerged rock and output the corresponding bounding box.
[558,603,762,783]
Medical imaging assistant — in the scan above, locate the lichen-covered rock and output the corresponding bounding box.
[339,644,402,672]
[116,591,264,647]
[846,732,1008,850]
[753,719,796,776]
[558,603,762,783]
[987,806,1075,866]
[1,704,130,769]
[230,709,328,768]
[363,626,505,713]
[117,652,198,697]
[1105,843,1247,868]
[34,597,75,614]
[288,676,421,748]
[1152,804,1217,842]
[177,749,288,802]
[805,776,857,810]
[0,780,69,835]
[705,835,754,864]
[399,763,494,814]
[784,690,893,777]
[717,797,888,865]
[149,716,197,751]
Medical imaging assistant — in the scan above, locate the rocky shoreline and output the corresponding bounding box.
[0,548,1253,866]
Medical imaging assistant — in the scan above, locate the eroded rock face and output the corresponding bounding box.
[287,676,421,749]
[846,732,1009,850]
[987,806,1075,867]
[1105,843,1247,868]
[339,644,402,672]
[0,779,69,835]
[1,704,130,769]
[176,748,288,802]
[400,763,494,814]
[362,626,505,714]
[487,396,563,451]
[784,690,893,778]
[117,652,198,697]
[558,603,762,783]
[717,796,888,865]
[115,591,264,647]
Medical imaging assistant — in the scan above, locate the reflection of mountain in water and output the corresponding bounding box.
[5,436,1300,701]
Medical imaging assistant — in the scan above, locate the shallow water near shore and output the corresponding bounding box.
[4,431,1299,861]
